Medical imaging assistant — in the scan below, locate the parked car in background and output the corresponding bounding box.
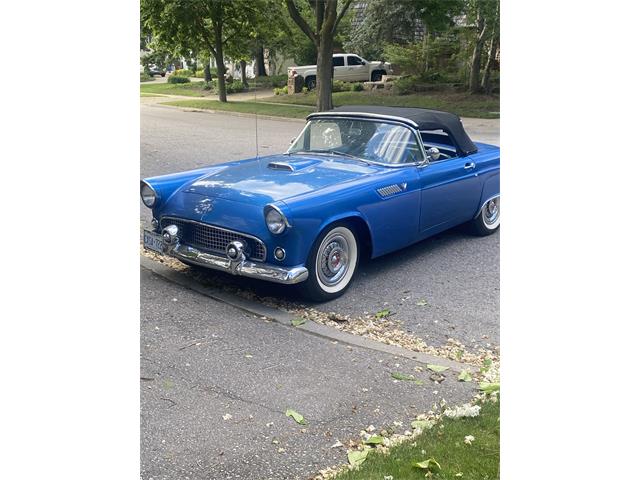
[141,106,500,301]
[147,64,166,77]
[289,54,393,89]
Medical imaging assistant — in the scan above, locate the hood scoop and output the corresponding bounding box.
[267,161,295,172]
[266,156,323,172]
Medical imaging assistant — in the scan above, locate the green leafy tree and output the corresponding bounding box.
[285,0,353,111]
[465,0,499,93]
[141,0,261,102]
[346,0,462,70]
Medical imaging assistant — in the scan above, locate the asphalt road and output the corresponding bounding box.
[140,104,499,350]
[141,266,477,480]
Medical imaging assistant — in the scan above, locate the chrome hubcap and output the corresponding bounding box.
[318,236,349,286]
[483,198,500,225]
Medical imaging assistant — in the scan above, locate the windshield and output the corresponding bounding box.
[288,118,424,165]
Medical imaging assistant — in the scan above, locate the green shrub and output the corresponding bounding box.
[168,75,191,84]
[392,75,420,95]
[140,72,153,82]
[202,80,216,90]
[194,69,205,78]
[351,82,364,92]
[272,86,288,95]
[332,80,351,92]
[225,81,246,94]
[383,42,427,76]
[273,87,281,95]
[253,75,288,88]
[172,69,192,78]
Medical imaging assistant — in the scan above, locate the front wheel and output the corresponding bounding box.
[305,76,317,90]
[469,196,500,236]
[299,223,359,301]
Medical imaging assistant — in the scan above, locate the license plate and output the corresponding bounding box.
[143,230,164,254]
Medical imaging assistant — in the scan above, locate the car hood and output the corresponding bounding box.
[182,154,382,205]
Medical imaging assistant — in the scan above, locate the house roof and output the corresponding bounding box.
[308,105,478,156]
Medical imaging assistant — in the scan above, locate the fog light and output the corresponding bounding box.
[274,247,286,261]
[226,240,245,261]
[162,224,179,244]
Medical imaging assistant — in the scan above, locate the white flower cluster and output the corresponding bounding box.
[443,403,481,419]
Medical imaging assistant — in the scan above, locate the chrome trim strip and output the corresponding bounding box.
[307,111,420,128]
[160,216,267,262]
[167,242,308,285]
[474,194,500,218]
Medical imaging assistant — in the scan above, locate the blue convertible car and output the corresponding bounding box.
[141,106,499,301]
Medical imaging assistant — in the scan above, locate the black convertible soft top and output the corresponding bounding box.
[308,105,477,156]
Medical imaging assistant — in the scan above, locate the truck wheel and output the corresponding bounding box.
[305,76,317,90]
[299,222,359,302]
[371,70,385,82]
[469,196,500,236]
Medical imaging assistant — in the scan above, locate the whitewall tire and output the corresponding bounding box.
[300,223,359,301]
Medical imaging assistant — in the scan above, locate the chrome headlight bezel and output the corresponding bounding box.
[140,180,158,208]
[265,205,290,235]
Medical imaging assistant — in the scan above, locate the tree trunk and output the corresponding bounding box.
[256,45,267,76]
[204,61,212,82]
[240,60,248,87]
[469,15,486,93]
[422,28,429,75]
[316,33,334,111]
[213,22,227,102]
[481,35,498,94]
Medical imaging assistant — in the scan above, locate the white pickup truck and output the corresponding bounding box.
[288,53,393,89]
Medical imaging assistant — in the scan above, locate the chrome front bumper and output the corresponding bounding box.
[166,242,309,285]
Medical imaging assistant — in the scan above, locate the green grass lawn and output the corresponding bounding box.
[161,99,315,119]
[262,91,499,118]
[140,81,212,97]
[335,400,499,480]
[140,92,162,97]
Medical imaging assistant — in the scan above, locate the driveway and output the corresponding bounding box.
[141,266,477,480]
[140,104,500,350]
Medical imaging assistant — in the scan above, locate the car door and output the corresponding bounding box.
[346,55,368,81]
[332,55,348,81]
[417,155,483,234]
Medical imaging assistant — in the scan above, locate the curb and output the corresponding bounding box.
[140,256,475,373]
[151,102,308,124]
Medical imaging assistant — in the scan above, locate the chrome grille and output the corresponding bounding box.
[160,217,266,261]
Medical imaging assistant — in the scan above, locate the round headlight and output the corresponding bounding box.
[140,182,157,208]
[265,207,287,234]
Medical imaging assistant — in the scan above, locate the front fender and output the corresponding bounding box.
[143,166,222,212]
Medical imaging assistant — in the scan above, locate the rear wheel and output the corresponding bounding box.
[299,223,359,301]
[371,70,385,82]
[469,196,500,236]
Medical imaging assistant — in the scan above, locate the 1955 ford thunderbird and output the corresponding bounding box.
[141,106,500,301]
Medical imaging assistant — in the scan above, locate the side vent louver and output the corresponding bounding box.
[267,161,294,172]
[377,183,407,197]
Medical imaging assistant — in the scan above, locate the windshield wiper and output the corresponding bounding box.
[328,150,371,166]
[289,149,371,165]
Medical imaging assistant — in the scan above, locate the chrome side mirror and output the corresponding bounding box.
[427,147,441,161]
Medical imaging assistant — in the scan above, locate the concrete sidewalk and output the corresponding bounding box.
[141,266,477,480]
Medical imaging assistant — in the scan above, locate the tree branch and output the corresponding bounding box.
[285,0,318,45]
[315,0,325,34]
[333,0,353,34]
[321,0,337,36]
